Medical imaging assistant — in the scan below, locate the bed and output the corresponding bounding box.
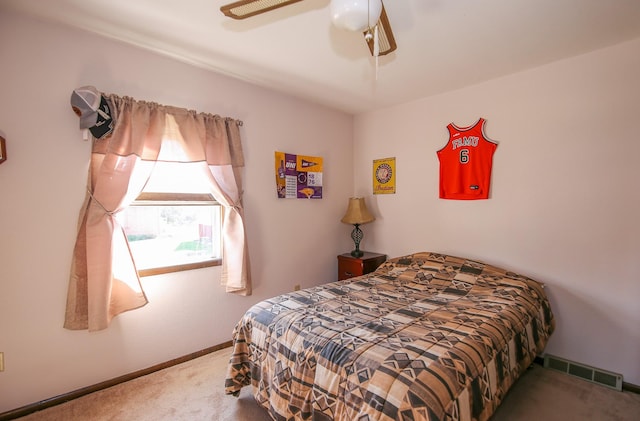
[225,252,555,421]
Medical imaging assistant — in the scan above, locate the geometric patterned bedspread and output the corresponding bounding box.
[225,252,555,421]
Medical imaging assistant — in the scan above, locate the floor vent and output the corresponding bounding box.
[543,354,623,391]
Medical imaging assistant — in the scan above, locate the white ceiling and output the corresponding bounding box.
[3,0,640,114]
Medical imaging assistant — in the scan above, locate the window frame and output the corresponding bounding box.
[124,192,223,277]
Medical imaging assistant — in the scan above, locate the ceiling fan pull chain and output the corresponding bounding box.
[374,25,380,56]
[374,24,379,80]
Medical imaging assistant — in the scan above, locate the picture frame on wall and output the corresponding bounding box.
[0,136,6,164]
[373,157,395,194]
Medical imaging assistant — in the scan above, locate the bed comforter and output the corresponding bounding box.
[225,252,555,421]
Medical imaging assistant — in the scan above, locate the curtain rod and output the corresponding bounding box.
[73,85,244,127]
[109,93,244,127]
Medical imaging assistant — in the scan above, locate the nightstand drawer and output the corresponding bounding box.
[337,252,386,281]
[338,258,365,279]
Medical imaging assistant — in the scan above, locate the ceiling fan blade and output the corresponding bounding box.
[364,4,397,56]
[220,0,306,20]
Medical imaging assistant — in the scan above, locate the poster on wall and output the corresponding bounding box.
[275,151,323,199]
[373,157,396,194]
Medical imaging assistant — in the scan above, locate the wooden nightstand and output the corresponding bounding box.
[337,251,387,280]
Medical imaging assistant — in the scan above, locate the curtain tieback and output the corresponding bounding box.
[87,188,117,216]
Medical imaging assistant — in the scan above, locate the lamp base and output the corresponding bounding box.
[350,249,364,258]
[350,224,364,258]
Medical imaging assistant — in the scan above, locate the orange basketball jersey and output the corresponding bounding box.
[437,118,498,200]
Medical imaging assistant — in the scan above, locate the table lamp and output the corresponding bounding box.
[341,197,375,257]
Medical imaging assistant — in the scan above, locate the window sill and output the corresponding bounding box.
[139,259,222,277]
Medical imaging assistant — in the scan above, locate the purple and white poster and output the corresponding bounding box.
[275,151,323,199]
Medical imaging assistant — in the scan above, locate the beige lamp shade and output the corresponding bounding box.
[341,197,375,225]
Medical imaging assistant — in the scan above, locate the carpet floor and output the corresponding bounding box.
[13,347,640,420]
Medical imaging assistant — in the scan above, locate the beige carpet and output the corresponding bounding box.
[14,347,640,421]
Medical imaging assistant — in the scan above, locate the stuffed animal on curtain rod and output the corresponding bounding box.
[70,85,114,139]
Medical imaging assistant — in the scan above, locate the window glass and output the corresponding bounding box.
[117,161,222,276]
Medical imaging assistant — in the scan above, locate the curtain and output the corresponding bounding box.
[64,95,250,331]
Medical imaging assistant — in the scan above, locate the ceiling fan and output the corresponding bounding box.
[220,0,397,57]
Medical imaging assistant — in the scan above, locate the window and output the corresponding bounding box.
[117,162,223,276]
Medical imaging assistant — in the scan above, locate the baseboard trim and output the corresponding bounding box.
[0,341,232,421]
[623,382,640,394]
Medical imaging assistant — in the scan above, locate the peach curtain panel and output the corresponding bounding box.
[65,95,250,331]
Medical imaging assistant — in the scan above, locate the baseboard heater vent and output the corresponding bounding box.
[543,354,623,391]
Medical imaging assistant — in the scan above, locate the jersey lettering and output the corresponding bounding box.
[452,136,479,150]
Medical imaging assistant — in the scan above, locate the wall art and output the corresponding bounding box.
[275,151,323,199]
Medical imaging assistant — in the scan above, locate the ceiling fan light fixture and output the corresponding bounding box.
[219,0,397,57]
[330,0,382,32]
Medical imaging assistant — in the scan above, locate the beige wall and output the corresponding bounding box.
[354,38,640,385]
[0,11,354,412]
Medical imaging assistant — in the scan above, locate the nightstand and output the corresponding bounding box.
[337,251,387,280]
